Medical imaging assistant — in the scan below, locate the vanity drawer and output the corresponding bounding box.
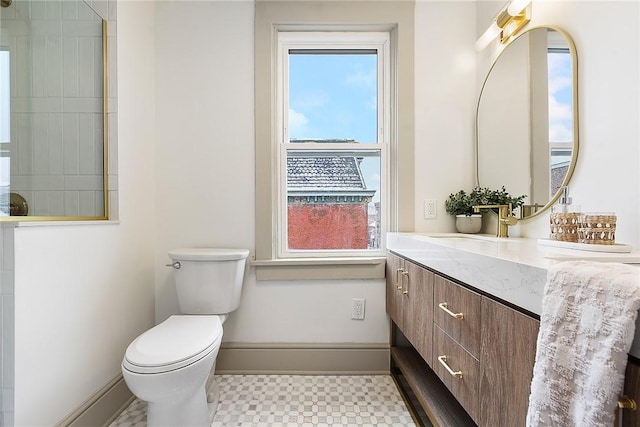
[433,275,482,357]
[433,325,480,423]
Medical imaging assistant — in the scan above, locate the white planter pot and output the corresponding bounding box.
[455,214,482,234]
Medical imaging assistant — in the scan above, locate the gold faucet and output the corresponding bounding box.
[472,204,518,238]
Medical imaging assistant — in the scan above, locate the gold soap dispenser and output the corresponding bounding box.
[550,186,580,242]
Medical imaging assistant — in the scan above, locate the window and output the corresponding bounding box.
[253,1,415,280]
[547,46,573,197]
[277,33,389,258]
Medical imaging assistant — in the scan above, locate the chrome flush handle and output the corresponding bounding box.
[165,261,181,269]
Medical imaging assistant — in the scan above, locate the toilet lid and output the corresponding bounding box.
[123,315,222,374]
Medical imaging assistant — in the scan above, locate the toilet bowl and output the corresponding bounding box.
[121,248,249,427]
[122,315,223,427]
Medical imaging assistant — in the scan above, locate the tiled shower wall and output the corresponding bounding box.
[0,225,13,427]
[1,0,106,217]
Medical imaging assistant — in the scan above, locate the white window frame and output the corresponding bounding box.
[253,1,415,281]
[276,32,389,259]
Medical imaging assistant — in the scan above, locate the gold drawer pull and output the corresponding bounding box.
[395,268,403,290]
[618,396,637,410]
[437,355,463,379]
[439,302,464,319]
[402,271,409,295]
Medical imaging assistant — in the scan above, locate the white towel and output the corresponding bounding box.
[526,261,640,427]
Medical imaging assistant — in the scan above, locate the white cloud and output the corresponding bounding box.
[548,96,573,143]
[344,69,376,88]
[293,90,329,111]
[289,109,309,135]
[548,76,572,97]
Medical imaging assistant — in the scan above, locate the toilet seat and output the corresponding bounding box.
[123,315,223,374]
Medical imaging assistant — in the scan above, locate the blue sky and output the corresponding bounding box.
[288,53,377,143]
[547,51,573,143]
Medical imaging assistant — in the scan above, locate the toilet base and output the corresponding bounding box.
[147,386,210,427]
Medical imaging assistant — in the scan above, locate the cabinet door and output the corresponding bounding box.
[402,260,434,366]
[433,325,480,423]
[479,297,539,427]
[434,275,482,357]
[385,253,404,329]
[622,359,640,427]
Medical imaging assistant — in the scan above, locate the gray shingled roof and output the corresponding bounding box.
[287,156,367,191]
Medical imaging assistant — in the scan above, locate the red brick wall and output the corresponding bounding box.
[288,204,369,249]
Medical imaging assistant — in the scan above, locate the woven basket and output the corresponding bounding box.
[578,213,616,245]
[549,212,579,242]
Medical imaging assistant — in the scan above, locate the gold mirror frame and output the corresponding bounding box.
[475,25,579,221]
[0,6,109,222]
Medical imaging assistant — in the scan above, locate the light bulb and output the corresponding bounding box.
[507,0,531,16]
[475,22,501,51]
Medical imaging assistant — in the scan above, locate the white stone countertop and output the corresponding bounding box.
[387,232,640,357]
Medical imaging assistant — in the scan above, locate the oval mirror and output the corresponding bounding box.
[476,26,578,220]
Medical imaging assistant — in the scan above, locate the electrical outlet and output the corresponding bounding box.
[424,199,437,219]
[351,298,365,320]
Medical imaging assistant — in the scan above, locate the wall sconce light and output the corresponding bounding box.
[475,0,532,51]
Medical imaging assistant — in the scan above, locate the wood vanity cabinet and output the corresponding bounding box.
[479,296,539,427]
[385,252,434,365]
[388,251,640,427]
[388,251,539,427]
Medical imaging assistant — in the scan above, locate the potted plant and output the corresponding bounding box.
[445,186,527,233]
[445,189,483,233]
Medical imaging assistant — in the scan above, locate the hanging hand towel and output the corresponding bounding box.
[526,260,640,427]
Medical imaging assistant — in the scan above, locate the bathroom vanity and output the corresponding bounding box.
[386,232,640,427]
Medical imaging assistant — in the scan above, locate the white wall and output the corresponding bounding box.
[413,1,478,232]
[12,1,157,425]
[152,1,414,346]
[473,0,640,247]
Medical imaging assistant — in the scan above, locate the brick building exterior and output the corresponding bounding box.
[287,154,376,250]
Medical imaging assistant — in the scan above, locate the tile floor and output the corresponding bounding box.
[110,374,417,427]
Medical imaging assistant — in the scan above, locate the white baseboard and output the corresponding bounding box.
[216,342,390,375]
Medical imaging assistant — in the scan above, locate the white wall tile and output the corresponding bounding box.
[78,191,94,216]
[48,191,64,216]
[32,113,48,174]
[11,97,63,113]
[31,35,48,97]
[46,1,62,21]
[47,35,63,97]
[30,2,47,20]
[15,36,31,98]
[63,191,79,216]
[62,1,78,21]
[62,36,78,97]
[78,36,95,98]
[63,113,78,174]
[63,97,102,113]
[16,113,33,175]
[78,113,95,174]
[48,113,63,175]
[64,174,102,191]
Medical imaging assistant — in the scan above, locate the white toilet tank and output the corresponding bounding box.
[168,248,250,314]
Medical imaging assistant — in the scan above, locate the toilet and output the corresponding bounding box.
[121,248,249,427]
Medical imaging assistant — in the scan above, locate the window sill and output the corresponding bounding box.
[252,257,386,281]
